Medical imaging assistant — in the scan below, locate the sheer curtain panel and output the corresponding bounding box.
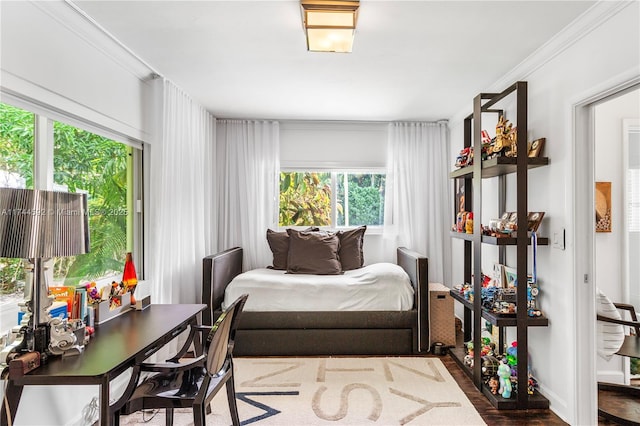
[148,78,215,304]
[384,121,451,285]
[215,120,280,270]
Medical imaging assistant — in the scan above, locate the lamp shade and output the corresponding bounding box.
[0,188,90,259]
[301,0,359,53]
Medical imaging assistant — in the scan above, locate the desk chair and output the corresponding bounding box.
[120,294,248,426]
[596,290,640,425]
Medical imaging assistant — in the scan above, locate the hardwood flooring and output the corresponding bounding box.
[443,352,640,425]
[440,354,569,425]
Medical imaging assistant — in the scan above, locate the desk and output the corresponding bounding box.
[1,303,206,426]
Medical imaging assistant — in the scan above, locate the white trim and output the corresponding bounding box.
[1,84,145,149]
[38,1,157,81]
[281,162,386,170]
[571,72,640,426]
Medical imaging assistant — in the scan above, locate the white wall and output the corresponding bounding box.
[0,1,151,143]
[280,120,390,264]
[594,88,640,383]
[449,2,640,423]
[0,2,154,424]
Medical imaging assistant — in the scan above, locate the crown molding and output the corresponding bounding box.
[31,1,158,82]
[449,0,635,124]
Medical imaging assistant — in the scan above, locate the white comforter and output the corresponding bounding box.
[222,262,415,312]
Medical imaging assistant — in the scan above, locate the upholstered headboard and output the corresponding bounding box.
[202,247,243,325]
[397,247,429,352]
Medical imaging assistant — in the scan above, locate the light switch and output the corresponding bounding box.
[552,228,565,250]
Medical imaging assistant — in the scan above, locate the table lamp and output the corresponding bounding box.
[0,188,89,360]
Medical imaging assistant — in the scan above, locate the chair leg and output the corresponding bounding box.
[193,403,206,426]
[165,407,174,426]
[226,378,241,426]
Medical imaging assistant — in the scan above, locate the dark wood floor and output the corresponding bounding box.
[440,353,569,425]
[443,352,640,425]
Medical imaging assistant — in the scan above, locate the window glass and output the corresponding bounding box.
[53,121,132,286]
[279,170,385,227]
[336,173,385,226]
[0,103,33,305]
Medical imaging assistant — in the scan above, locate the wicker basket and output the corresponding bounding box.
[429,282,456,347]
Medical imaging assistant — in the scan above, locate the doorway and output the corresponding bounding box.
[594,87,640,385]
[573,78,640,426]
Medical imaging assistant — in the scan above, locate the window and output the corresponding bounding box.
[0,103,33,303]
[279,170,385,227]
[53,121,135,285]
[0,101,142,307]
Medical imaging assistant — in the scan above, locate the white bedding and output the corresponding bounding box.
[222,262,415,312]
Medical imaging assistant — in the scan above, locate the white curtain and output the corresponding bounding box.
[215,120,280,270]
[384,121,451,285]
[147,79,215,304]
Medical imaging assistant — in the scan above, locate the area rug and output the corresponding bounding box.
[119,356,486,426]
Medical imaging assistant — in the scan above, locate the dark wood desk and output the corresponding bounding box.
[1,303,206,426]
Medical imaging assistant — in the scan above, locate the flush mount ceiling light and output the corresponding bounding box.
[301,0,359,53]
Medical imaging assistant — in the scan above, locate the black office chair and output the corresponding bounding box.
[120,294,248,426]
[596,291,640,425]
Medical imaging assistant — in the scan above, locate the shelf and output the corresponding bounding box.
[450,290,549,327]
[450,231,475,241]
[451,231,549,245]
[449,347,550,410]
[482,385,550,410]
[450,156,550,179]
[481,235,549,246]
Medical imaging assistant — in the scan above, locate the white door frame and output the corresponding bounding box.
[572,75,640,425]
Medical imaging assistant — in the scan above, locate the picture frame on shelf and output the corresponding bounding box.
[504,266,518,288]
[528,138,545,157]
[527,212,545,232]
[493,263,506,288]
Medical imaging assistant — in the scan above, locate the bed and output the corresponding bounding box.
[202,246,429,356]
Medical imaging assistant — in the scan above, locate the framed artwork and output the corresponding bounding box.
[527,212,545,232]
[504,266,518,288]
[528,138,545,157]
[595,181,612,232]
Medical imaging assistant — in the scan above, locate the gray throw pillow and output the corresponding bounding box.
[286,228,342,275]
[337,225,366,271]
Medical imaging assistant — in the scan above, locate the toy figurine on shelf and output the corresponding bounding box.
[455,147,473,168]
[465,212,474,233]
[497,358,512,398]
[489,376,499,395]
[456,211,467,233]
[493,116,518,157]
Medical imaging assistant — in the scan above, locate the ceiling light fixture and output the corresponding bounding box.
[301,0,359,53]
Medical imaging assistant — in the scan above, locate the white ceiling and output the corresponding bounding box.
[72,0,596,121]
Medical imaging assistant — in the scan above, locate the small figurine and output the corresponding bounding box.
[488,376,499,395]
[497,358,512,398]
[465,212,474,234]
[457,211,467,233]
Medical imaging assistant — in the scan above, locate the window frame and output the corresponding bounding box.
[279,167,386,230]
[0,99,145,285]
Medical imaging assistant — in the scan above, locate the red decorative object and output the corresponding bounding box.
[122,252,138,304]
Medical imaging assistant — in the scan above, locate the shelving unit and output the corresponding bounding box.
[449,81,550,410]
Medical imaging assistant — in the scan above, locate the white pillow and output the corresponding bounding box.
[596,288,625,361]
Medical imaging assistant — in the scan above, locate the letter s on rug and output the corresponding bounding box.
[312,383,382,421]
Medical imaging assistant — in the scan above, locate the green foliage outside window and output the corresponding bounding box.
[0,102,131,295]
[279,171,384,228]
[53,122,129,285]
[279,172,333,226]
